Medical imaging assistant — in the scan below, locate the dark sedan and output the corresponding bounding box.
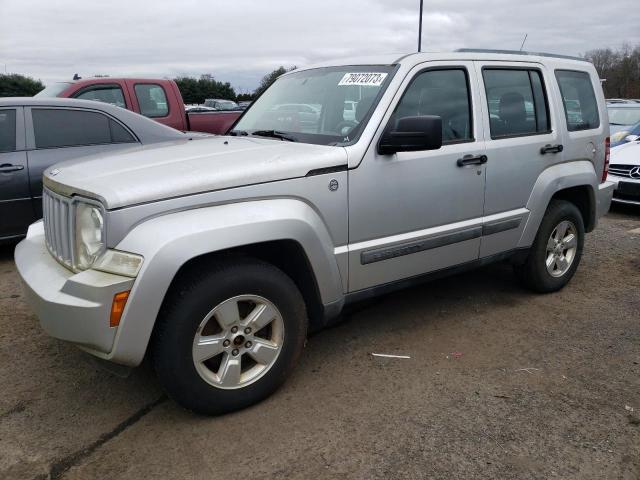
[0,97,190,241]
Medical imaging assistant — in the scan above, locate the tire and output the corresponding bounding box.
[153,258,307,415]
[514,200,585,293]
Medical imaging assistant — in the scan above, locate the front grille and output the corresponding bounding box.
[43,189,74,269]
[609,164,639,179]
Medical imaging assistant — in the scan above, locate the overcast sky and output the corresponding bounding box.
[1,0,639,92]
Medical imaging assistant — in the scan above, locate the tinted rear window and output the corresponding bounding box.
[0,110,17,152]
[134,84,169,118]
[555,70,600,131]
[483,69,550,138]
[32,109,135,149]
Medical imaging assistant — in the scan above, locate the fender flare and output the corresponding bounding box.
[518,160,597,248]
[108,198,344,366]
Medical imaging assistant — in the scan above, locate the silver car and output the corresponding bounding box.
[0,98,187,241]
[16,50,614,415]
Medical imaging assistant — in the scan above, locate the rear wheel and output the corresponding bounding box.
[153,258,307,415]
[514,200,585,293]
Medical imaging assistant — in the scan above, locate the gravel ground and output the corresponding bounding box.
[1,205,639,480]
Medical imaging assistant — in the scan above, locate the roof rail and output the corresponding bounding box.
[456,48,586,62]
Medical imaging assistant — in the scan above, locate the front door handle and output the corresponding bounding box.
[457,154,488,167]
[540,144,564,155]
[0,163,25,173]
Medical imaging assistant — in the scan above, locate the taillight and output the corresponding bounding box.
[602,137,610,182]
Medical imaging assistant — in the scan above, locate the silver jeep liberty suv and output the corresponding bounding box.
[16,50,614,414]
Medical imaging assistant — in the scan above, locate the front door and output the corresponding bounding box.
[347,62,487,292]
[0,107,35,239]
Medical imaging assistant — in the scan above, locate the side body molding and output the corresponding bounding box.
[518,160,597,248]
[109,199,344,366]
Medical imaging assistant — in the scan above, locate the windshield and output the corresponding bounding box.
[34,82,72,97]
[233,65,395,146]
[608,106,640,126]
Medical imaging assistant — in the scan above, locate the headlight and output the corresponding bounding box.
[75,202,105,270]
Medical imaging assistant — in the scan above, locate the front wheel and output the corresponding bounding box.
[153,258,308,415]
[514,200,585,293]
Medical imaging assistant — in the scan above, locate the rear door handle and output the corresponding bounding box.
[457,154,488,167]
[0,163,25,173]
[540,144,563,155]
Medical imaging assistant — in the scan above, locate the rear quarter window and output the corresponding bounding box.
[555,70,600,131]
[134,84,169,118]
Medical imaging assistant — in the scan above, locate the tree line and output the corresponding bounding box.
[0,66,295,102]
[584,44,640,98]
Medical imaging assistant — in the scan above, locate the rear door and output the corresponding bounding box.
[0,107,35,238]
[475,61,562,257]
[25,107,138,217]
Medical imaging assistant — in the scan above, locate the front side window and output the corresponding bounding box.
[0,109,17,153]
[134,84,169,118]
[232,65,395,146]
[483,69,550,138]
[555,70,600,131]
[32,109,135,149]
[390,68,473,144]
[75,85,126,108]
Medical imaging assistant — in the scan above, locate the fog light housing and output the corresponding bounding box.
[93,250,144,277]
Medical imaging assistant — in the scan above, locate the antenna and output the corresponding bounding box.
[418,0,424,52]
[519,33,528,52]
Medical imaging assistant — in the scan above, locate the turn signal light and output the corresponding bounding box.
[110,291,130,328]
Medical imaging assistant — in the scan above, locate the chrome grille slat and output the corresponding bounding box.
[43,189,74,269]
[609,164,638,179]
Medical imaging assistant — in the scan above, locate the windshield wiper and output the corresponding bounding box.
[250,130,296,142]
[228,130,249,136]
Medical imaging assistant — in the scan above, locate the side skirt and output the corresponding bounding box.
[343,248,529,307]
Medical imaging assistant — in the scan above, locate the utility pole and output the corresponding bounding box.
[418,0,424,52]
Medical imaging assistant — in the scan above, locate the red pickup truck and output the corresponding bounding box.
[35,78,241,135]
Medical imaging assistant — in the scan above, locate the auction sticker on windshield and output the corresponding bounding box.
[338,72,388,87]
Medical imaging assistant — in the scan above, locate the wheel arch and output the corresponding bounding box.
[519,161,598,248]
[105,199,345,366]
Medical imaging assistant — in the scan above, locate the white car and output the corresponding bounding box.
[609,139,640,205]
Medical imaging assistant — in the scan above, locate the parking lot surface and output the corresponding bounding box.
[1,206,639,480]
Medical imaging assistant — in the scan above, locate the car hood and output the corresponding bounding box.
[610,141,640,166]
[44,136,348,209]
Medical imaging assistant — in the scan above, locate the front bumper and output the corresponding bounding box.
[608,174,640,205]
[15,221,134,357]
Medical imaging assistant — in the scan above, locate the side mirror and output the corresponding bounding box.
[378,116,443,155]
[625,134,640,142]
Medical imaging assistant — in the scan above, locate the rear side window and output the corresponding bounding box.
[555,70,600,131]
[75,85,126,108]
[483,69,550,138]
[32,109,136,149]
[0,109,17,153]
[134,84,169,118]
[392,68,473,144]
